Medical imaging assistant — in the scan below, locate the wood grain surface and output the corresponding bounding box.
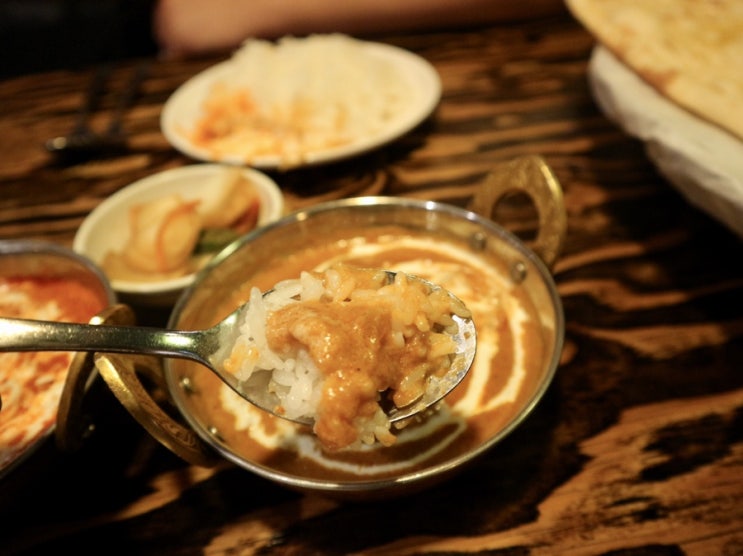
[1,13,742,556]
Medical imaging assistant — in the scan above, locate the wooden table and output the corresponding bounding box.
[2,13,743,555]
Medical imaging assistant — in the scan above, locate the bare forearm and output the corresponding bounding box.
[154,0,565,57]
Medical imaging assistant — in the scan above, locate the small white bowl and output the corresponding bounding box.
[74,164,284,305]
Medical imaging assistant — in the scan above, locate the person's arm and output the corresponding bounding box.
[153,0,565,57]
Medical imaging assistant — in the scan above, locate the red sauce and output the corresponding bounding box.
[0,276,108,472]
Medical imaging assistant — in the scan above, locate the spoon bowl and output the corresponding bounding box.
[0,271,476,426]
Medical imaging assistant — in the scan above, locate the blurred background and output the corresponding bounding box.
[0,0,156,78]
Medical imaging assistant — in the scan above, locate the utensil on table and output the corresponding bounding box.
[45,63,148,160]
[0,272,476,426]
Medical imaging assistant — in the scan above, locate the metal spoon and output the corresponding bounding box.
[0,272,476,426]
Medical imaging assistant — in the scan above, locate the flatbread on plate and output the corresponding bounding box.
[566,0,743,141]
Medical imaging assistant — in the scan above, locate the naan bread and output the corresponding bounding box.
[566,0,743,141]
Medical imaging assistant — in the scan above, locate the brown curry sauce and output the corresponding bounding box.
[177,226,551,481]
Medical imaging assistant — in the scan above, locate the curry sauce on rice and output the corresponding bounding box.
[221,263,471,452]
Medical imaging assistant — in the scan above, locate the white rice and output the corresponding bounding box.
[230,34,410,138]
[191,34,413,166]
[225,273,326,421]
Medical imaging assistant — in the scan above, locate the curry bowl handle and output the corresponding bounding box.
[467,155,566,269]
[94,352,216,467]
[57,304,135,452]
[56,303,217,467]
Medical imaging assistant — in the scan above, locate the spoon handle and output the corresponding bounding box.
[0,317,208,367]
[106,62,149,136]
[74,64,111,133]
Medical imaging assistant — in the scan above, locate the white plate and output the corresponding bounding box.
[588,46,743,239]
[73,164,284,305]
[160,40,441,169]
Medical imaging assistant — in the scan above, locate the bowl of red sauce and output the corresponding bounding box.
[0,240,116,479]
